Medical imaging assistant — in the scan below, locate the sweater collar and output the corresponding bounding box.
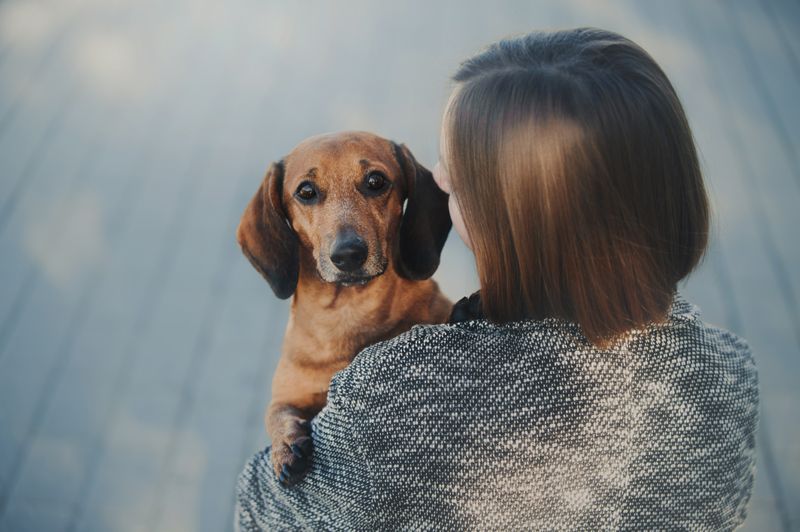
[448,289,698,327]
[668,290,699,320]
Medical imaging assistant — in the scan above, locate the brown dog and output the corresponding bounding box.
[236,131,453,486]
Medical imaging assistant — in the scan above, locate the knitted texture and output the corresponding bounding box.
[235,291,759,531]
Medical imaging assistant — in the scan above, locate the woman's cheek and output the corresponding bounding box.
[448,194,472,251]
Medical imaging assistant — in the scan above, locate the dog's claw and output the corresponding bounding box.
[290,443,304,458]
[294,436,313,455]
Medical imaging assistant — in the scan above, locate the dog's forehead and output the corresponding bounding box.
[284,131,397,180]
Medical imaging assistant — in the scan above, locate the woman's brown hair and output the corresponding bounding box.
[442,27,709,347]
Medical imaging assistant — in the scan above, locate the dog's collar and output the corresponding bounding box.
[448,290,483,323]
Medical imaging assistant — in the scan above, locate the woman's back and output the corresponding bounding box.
[236,291,758,530]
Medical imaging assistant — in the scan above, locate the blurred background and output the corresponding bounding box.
[0,0,797,530]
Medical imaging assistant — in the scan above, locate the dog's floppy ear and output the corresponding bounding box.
[391,141,452,280]
[236,160,299,299]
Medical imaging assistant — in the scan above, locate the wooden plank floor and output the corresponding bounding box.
[0,1,797,530]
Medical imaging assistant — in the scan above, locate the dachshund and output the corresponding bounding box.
[236,131,454,486]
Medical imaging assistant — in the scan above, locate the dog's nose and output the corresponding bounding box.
[330,229,368,272]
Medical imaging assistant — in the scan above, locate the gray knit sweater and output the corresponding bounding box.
[235,291,758,531]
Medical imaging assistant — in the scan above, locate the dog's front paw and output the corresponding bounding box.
[271,420,314,487]
[448,290,483,323]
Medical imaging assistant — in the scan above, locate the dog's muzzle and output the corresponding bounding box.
[323,227,386,286]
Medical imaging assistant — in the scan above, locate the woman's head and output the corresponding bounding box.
[435,27,709,347]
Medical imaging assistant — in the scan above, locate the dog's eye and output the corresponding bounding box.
[364,172,387,192]
[295,182,317,202]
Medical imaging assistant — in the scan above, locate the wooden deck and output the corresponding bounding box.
[0,0,797,530]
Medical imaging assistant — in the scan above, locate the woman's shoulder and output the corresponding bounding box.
[330,299,579,405]
[330,290,757,404]
[633,291,755,368]
[345,296,556,373]
[343,320,478,377]
[623,292,758,416]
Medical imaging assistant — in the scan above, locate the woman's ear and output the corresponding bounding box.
[236,160,299,299]
[391,141,452,280]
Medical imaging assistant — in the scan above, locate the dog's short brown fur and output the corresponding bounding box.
[237,131,453,485]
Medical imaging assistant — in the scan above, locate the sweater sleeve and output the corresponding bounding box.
[234,363,374,531]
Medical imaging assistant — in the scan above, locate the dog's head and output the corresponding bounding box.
[236,131,452,299]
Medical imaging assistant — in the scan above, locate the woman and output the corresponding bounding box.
[235,28,758,531]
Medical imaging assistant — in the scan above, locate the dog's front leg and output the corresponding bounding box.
[266,355,333,486]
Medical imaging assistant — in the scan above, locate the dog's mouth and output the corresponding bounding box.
[333,268,385,287]
[336,276,372,287]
